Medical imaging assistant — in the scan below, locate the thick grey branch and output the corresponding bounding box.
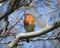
[7,20,60,48]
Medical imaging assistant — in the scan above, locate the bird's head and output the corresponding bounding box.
[25,13,30,17]
[24,13,35,25]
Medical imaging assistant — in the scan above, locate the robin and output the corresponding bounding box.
[24,13,35,42]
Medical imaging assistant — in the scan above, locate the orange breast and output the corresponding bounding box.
[24,14,34,24]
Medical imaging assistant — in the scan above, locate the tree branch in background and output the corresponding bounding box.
[0,0,32,20]
[0,0,7,3]
[1,17,9,36]
[3,16,23,37]
[0,17,9,41]
[0,36,60,45]
[0,0,20,20]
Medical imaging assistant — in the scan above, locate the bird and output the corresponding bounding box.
[24,13,35,42]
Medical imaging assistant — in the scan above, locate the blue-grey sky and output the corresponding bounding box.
[0,0,60,48]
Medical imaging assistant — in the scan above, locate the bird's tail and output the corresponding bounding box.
[27,38,29,42]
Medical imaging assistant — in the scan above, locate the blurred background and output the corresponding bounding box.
[0,0,60,48]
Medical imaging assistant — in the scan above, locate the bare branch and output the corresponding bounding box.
[46,9,60,15]
[0,0,7,3]
[0,41,11,44]
[0,17,9,41]
[4,16,23,37]
[7,20,60,48]
[0,0,20,20]
[0,41,23,46]
[0,36,60,45]
[1,17,9,36]
[0,0,33,20]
